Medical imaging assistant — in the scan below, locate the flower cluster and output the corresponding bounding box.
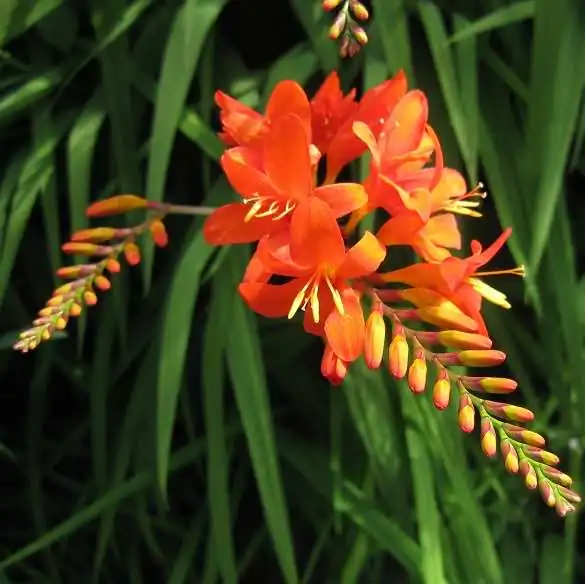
[15,70,580,515]
[206,71,579,515]
[322,0,369,58]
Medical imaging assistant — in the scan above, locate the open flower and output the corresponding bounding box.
[238,198,385,338]
[378,228,523,334]
[203,114,366,245]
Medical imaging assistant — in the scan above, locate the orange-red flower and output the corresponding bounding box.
[377,228,517,335]
[238,199,385,349]
[203,114,367,245]
[215,80,311,147]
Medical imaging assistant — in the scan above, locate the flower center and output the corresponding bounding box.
[242,193,296,222]
[288,269,345,323]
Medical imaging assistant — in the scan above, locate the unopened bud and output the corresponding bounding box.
[364,309,385,369]
[329,12,347,40]
[458,350,507,367]
[522,446,559,466]
[388,327,409,379]
[321,344,348,386]
[483,401,534,423]
[349,0,369,20]
[519,459,538,489]
[458,393,475,433]
[407,350,427,394]
[480,417,497,457]
[437,330,493,350]
[500,439,519,473]
[433,372,451,410]
[322,0,344,10]
[502,423,545,447]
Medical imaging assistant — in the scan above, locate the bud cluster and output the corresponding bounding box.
[348,293,581,517]
[322,0,369,58]
[13,195,168,352]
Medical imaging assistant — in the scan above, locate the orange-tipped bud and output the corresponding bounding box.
[541,465,572,487]
[483,401,534,423]
[502,424,545,447]
[522,446,559,466]
[388,327,409,379]
[407,350,427,394]
[364,309,385,369]
[417,304,479,333]
[349,0,369,20]
[62,242,113,256]
[150,219,169,247]
[86,195,149,217]
[322,0,344,10]
[480,417,497,457]
[84,290,98,305]
[457,350,506,367]
[539,480,556,507]
[47,295,65,307]
[329,12,347,40]
[478,377,517,393]
[433,372,451,410]
[519,460,538,489]
[55,316,68,330]
[56,265,96,279]
[500,439,519,473]
[437,331,493,350]
[349,22,368,45]
[71,227,117,243]
[321,344,348,386]
[94,275,111,291]
[458,393,475,432]
[105,258,121,273]
[69,303,83,317]
[124,242,141,265]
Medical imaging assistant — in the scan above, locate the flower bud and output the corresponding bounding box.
[522,446,559,466]
[62,242,114,256]
[483,401,534,423]
[124,242,141,265]
[364,309,385,369]
[557,485,581,504]
[322,0,344,10]
[417,304,478,333]
[407,350,427,394]
[437,330,493,350]
[86,194,149,217]
[150,219,168,247]
[539,480,556,507]
[500,439,519,473]
[480,418,497,457]
[541,465,572,487]
[519,459,538,489]
[321,344,347,386]
[329,11,347,40]
[349,23,368,46]
[502,423,545,447]
[457,350,506,367]
[388,326,408,379]
[71,227,117,243]
[433,371,451,410]
[349,0,369,20]
[458,393,475,432]
[94,275,111,291]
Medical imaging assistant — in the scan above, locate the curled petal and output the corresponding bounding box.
[324,288,365,362]
[338,232,386,279]
[313,183,368,218]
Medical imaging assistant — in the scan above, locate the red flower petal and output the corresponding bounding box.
[221,147,277,200]
[338,232,386,279]
[313,183,367,218]
[265,80,311,129]
[324,289,365,362]
[203,204,282,245]
[238,279,304,318]
[263,114,312,201]
[290,198,345,267]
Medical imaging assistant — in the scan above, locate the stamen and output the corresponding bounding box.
[325,275,345,316]
[244,201,263,222]
[288,277,315,320]
[468,278,511,309]
[474,265,526,278]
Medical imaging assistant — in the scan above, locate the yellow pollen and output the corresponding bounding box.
[242,193,296,223]
[288,271,345,323]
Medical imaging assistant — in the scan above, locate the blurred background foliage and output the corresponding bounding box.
[1,0,585,582]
